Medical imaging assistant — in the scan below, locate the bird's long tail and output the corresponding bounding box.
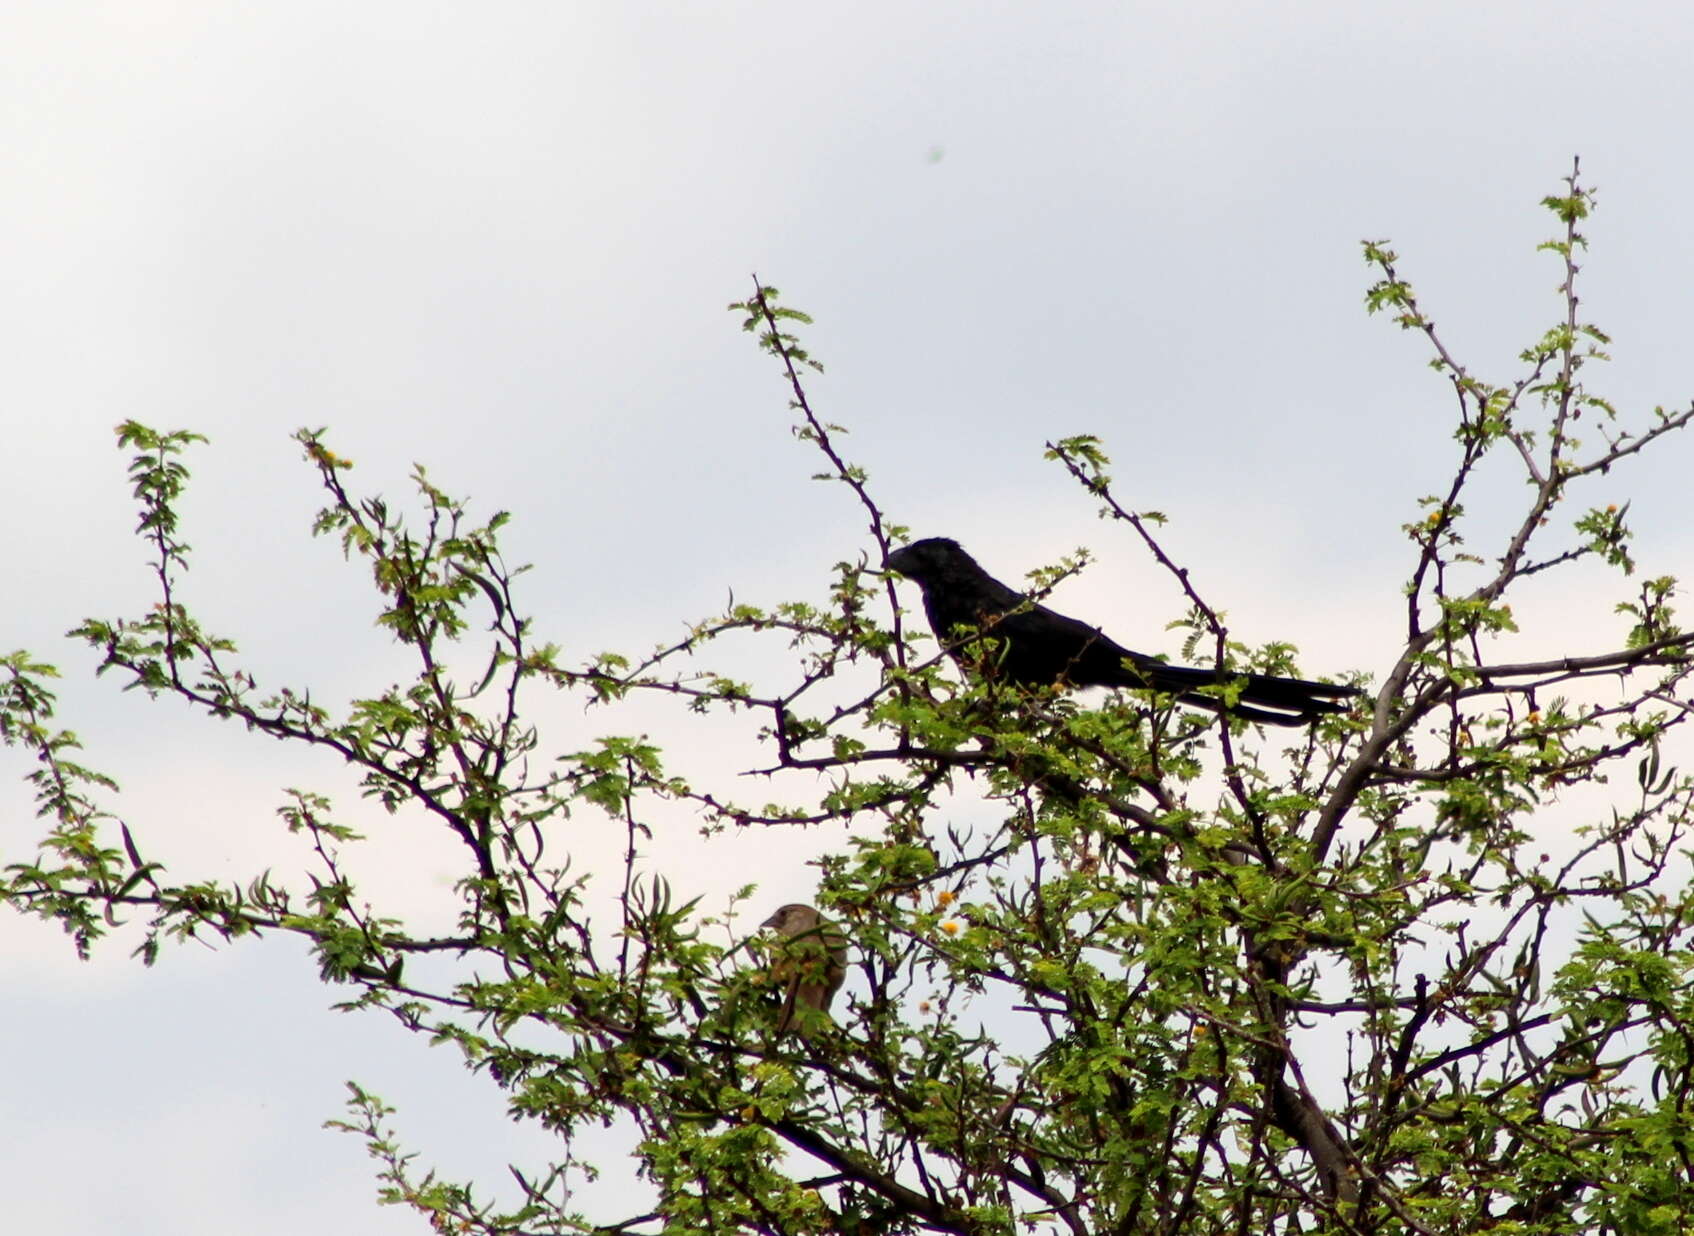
[1127,660,1361,726]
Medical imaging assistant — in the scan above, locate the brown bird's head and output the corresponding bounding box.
[763,903,822,934]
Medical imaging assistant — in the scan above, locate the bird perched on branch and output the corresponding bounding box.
[763,903,850,1036]
[884,537,1359,727]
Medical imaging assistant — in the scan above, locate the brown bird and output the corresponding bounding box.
[763,903,849,1036]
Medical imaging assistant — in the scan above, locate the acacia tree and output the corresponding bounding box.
[7,165,1694,1234]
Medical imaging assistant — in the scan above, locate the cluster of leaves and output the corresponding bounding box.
[7,165,1694,1235]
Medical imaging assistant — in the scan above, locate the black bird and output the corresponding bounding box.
[884,537,1359,726]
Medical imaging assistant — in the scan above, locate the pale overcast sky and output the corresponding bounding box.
[7,4,1694,1232]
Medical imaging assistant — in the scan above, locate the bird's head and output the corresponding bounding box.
[883,537,971,585]
[763,903,822,936]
